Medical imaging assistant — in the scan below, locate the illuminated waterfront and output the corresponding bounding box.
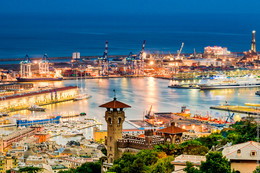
[9,77,260,121]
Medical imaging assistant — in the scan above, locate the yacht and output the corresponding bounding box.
[28,105,46,111]
[62,130,83,137]
[74,93,91,101]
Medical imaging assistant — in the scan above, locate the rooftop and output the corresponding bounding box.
[99,98,131,109]
[157,123,188,134]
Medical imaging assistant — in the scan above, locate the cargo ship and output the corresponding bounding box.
[16,77,63,82]
[16,115,61,127]
[199,76,260,90]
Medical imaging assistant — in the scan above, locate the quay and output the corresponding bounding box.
[210,105,260,115]
[0,86,78,113]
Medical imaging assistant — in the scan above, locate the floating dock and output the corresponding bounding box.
[210,105,260,115]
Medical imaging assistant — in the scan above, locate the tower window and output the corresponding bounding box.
[118,117,122,126]
[108,117,112,125]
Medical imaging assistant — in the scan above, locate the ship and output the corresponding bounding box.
[28,105,46,112]
[174,106,191,117]
[16,115,61,127]
[62,130,83,137]
[16,77,63,82]
[74,93,91,101]
[199,76,260,90]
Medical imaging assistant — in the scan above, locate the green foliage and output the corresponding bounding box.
[101,147,107,156]
[136,150,159,166]
[197,133,224,149]
[109,151,174,173]
[253,166,260,173]
[183,162,200,173]
[58,162,101,173]
[110,153,137,173]
[149,156,175,173]
[200,152,232,173]
[154,143,177,155]
[19,167,42,173]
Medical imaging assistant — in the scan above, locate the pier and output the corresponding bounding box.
[0,86,78,113]
[210,105,260,115]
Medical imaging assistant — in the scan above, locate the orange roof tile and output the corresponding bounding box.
[99,99,131,109]
[157,125,188,134]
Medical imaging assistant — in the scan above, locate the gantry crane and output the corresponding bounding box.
[126,52,135,75]
[98,41,109,76]
[136,40,146,75]
[176,42,184,59]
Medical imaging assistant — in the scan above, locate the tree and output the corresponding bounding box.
[19,167,42,173]
[154,143,177,155]
[75,162,101,173]
[183,162,200,173]
[149,156,175,173]
[200,152,232,173]
[101,147,107,156]
[253,166,260,173]
[58,162,101,173]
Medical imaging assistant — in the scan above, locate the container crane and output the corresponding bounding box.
[176,42,184,59]
[126,52,135,75]
[98,41,109,76]
[136,40,146,75]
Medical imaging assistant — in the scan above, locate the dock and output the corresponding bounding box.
[210,105,260,115]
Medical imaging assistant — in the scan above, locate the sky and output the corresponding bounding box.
[0,0,260,15]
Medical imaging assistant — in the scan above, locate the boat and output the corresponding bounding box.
[0,112,9,117]
[174,106,191,117]
[28,105,46,111]
[16,77,63,82]
[199,76,260,90]
[62,130,83,137]
[74,93,91,101]
[16,115,61,127]
[256,91,260,96]
[80,112,87,116]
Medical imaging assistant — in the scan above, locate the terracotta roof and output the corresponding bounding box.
[157,125,188,134]
[99,99,131,109]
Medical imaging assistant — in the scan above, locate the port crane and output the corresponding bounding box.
[126,52,135,75]
[20,54,32,78]
[176,42,184,59]
[98,41,110,76]
[39,54,50,76]
[135,40,146,75]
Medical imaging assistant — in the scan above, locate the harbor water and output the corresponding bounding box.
[2,77,260,144]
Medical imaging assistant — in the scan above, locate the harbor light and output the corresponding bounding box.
[233,114,241,122]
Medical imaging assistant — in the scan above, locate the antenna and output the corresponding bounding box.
[113,89,116,100]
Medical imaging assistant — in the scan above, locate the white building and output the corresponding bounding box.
[222,141,260,173]
[204,46,231,56]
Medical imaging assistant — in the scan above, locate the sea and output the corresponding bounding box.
[1,13,260,145]
[2,77,260,145]
[0,13,259,60]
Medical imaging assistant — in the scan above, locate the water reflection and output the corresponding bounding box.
[6,78,260,125]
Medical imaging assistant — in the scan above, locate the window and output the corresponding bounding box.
[251,151,256,156]
[110,136,112,141]
[237,149,241,154]
[118,117,122,126]
[108,117,112,125]
[110,147,112,151]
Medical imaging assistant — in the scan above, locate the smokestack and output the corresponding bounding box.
[251,30,256,52]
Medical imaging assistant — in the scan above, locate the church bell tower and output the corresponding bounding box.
[99,93,131,163]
